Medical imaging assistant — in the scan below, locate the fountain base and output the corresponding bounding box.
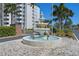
[22,36,63,48]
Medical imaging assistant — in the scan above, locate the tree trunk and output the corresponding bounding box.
[59,19,62,30]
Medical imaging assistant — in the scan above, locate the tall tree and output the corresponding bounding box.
[64,18,73,28]
[4,3,16,25]
[53,3,74,30]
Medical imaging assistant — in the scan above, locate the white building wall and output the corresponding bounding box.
[16,3,24,29]
[26,4,33,29]
[22,3,41,29]
[34,5,40,22]
[1,4,12,26]
[1,3,42,30]
[40,11,45,21]
[0,4,3,26]
[3,13,11,26]
[32,5,40,28]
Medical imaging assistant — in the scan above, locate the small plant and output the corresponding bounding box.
[56,29,65,37]
[26,29,33,33]
[64,29,73,37]
[55,28,73,37]
[44,32,47,35]
[53,28,57,33]
[0,26,16,37]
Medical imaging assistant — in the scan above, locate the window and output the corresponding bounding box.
[4,22,9,24]
[35,21,38,23]
[23,11,25,13]
[4,14,9,16]
[4,18,9,20]
[17,3,22,5]
[17,19,21,21]
[17,10,22,12]
[28,4,30,5]
[32,17,34,19]
[32,10,34,12]
[23,15,25,17]
[23,7,25,9]
[17,6,22,8]
[17,13,22,16]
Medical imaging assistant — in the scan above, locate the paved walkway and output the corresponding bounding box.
[0,37,79,56]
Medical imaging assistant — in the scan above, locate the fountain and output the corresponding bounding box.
[22,22,62,47]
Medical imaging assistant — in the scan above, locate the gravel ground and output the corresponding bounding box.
[0,37,79,56]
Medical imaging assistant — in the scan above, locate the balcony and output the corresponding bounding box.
[16,20,24,23]
[16,4,24,8]
[17,8,23,11]
[3,19,9,22]
[4,14,8,16]
[16,16,23,19]
[4,16,10,19]
[3,22,9,25]
[16,6,22,9]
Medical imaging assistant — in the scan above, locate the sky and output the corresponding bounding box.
[37,3,79,25]
[37,3,52,20]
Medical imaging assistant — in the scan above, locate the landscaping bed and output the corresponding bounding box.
[0,26,16,37]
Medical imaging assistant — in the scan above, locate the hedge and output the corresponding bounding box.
[0,26,16,37]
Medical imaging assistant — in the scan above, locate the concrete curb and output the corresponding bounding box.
[0,34,27,42]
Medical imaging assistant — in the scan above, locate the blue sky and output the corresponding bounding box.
[37,3,52,20]
[37,3,79,25]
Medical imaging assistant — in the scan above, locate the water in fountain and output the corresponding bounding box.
[22,27,62,47]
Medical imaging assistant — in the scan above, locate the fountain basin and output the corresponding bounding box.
[22,35,63,47]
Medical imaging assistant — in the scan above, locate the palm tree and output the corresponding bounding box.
[4,3,16,25]
[53,3,74,30]
[64,18,73,29]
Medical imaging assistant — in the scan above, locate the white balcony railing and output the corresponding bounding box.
[16,20,24,23]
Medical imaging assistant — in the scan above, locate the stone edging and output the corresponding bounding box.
[0,34,27,42]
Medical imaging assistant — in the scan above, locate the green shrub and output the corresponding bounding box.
[64,29,73,37]
[0,26,16,37]
[26,29,33,33]
[53,28,57,33]
[55,28,73,37]
[56,29,65,37]
[64,28,72,33]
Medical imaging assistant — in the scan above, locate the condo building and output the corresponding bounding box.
[0,3,45,30]
[40,11,45,21]
[3,13,12,26]
[16,3,41,30]
[0,4,13,26]
[0,4,3,26]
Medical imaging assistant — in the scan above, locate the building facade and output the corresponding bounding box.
[0,4,12,26]
[0,4,3,26]
[3,13,12,26]
[0,3,45,31]
[16,3,41,30]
